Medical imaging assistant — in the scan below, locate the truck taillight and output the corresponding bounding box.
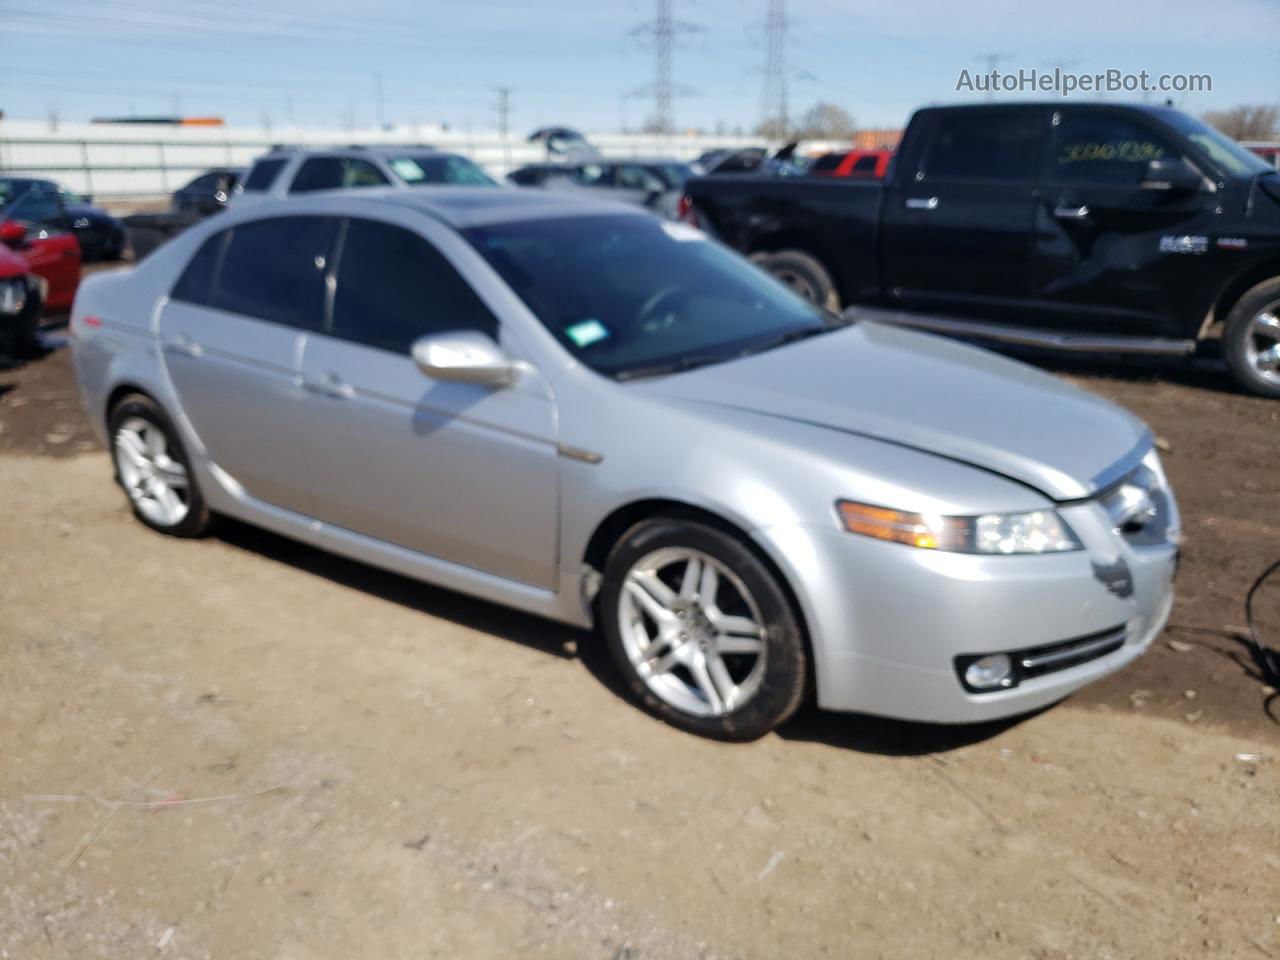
[677,194,699,226]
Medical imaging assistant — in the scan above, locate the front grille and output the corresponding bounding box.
[955,625,1127,693]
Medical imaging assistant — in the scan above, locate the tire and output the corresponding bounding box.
[599,517,808,741]
[108,393,212,537]
[1222,277,1280,398]
[755,249,840,310]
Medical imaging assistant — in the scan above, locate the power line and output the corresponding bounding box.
[627,0,703,135]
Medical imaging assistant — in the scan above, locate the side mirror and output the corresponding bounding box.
[411,331,516,387]
[0,220,27,248]
[1141,157,1202,193]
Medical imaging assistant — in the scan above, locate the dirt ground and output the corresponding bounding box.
[2,325,1278,958]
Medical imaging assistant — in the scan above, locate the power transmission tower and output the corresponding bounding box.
[628,0,702,134]
[494,86,513,166]
[976,52,1013,101]
[761,0,788,139]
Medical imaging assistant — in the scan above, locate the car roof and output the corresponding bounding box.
[921,100,1181,117]
[244,186,650,229]
[255,145,456,161]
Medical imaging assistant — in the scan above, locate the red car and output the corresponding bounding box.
[808,148,893,179]
[0,181,82,314]
[0,241,44,357]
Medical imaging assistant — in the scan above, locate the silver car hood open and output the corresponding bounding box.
[638,321,1151,501]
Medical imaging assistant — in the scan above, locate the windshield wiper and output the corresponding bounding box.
[613,353,735,381]
[743,316,855,356]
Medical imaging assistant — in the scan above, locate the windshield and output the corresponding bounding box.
[1160,112,1272,177]
[388,155,497,186]
[462,215,836,378]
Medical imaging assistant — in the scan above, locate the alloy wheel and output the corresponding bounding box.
[1245,304,1280,387]
[113,416,191,527]
[617,547,767,717]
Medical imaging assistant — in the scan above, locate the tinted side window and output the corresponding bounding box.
[242,158,286,192]
[923,110,1041,182]
[210,217,333,328]
[331,219,497,354]
[1051,113,1180,185]
[851,155,879,174]
[171,231,227,304]
[290,157,389,193]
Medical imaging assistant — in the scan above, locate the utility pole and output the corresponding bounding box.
[627,0,702,135]
[762,0,788,139]
[375,72,385,130]
[976,52,1013,101]
[494,86,512,167]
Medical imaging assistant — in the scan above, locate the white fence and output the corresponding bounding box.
[0,119,774,203]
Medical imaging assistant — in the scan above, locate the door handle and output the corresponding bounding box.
[904,196,939,210]
[1053,204,1090,220]
[302,372,354,400]
[163,335,203,358]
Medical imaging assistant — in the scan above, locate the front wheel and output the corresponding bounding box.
[108,394,212,537]
[1222,277,1280,398]
[600,518,808,741]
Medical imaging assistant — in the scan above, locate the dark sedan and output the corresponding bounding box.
[172,168,243,217]
[0,178,126,261]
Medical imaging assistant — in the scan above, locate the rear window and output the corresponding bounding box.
[923,110,1041,182]
[171,231,227,304]
[242,158,287,192]
[208,216,334,328]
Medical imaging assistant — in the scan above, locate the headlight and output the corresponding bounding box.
[836,500,1081,555]
[0,277,27,316]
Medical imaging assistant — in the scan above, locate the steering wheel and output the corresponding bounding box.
[634,286,691,336]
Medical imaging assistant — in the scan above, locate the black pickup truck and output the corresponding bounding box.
[683,102,1280,396]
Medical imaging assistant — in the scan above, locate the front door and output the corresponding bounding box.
[297,216,560,589]
[157,216,335,513]
[880,106,1045,322]
[1032,108,1216,337]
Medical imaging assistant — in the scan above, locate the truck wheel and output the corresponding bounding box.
[1222,277,1280,398]
[756,250,840,310]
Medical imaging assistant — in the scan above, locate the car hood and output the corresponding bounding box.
[634,320,1150,501]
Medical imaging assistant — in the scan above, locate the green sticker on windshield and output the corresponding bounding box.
[566,319,610,348]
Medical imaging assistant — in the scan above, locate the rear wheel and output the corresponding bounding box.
[754,249,840,310]
[600,518,808,741]
[1222,277,1280,398]
[108,394,212,537]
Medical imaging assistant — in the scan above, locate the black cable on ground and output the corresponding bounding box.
[1245,556,1280,688]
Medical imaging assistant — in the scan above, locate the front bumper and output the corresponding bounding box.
[754,500,1178,724]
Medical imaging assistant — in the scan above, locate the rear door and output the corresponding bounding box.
[880,107,1045,320]
[157,216,335,512]
[295,215,560,589]
[1031,108,1216,337]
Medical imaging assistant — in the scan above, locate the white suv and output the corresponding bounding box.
[233,146,498,206]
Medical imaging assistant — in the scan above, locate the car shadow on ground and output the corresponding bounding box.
[984,341,1256,396]
[215,515,1029,756]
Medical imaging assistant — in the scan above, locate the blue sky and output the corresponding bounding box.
[2,0,1278,133]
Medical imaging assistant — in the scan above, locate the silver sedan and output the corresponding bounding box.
[70,189,1179,740]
